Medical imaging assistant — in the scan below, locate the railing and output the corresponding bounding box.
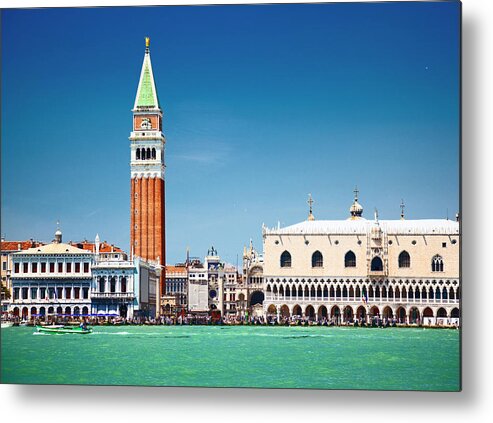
[264,295,459,305]
[12,298,90,304]
[90,292,135,300]
[93,261,134,268]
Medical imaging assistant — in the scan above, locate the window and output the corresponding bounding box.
[66,263,72,273]
[65,287,71,299]
[32,263,38,273]
[57,287,63,299]
[14,288,19,300]
[83,287,89,299]
[74,287,80,299]
[432,255,444,272]
[121,278,127,293]
[40,288,46,300]
[2,262,6,271]
[280,251,291,268]
[22,287,28,299]
[49,262,55,273]
[83,262,89,273]
[136,148,141,160]
[311,251,323,268]
[442,242,447,248]
[41,262,46,273]
[398,251,411,268]
[31,287,38,299]
[14,263,20,273]
[75,262,81,273]
[110,277,116,293]
[23,263,28,273]
[58,262,63,273]
[371,257,383,271]
[99,277,105,293]
[344,251,356,267]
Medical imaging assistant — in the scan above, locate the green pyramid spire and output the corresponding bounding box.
[134,38,160,110]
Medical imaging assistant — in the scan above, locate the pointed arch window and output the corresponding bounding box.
[152,148,156,159]
[280,251,291,268]
[311,251,323,268]
[398,251,411,268]
[432,255,444,272]
[371,256,383,271]
[345,251,356,267]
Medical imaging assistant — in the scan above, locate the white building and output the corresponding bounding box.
[8,229,160,320]
[262,193,460,326]
[91,234,137,318]
[10,229,92,320]
[188,260,208,313]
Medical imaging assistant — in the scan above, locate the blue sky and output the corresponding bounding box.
[1,2,460,265]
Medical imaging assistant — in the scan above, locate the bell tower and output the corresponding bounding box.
[130,37,166,290]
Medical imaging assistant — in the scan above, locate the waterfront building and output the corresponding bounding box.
[9,229,93,320]
[160,294,177,317]
[262,192,460,326]
[222,264,239,319]
[164,264,188,316]
[132,256,160,318]
[130,37,166,296]
[188,259,208,314]
[1,239,44,312]
[91,234,137,318]
[241,240,265,318]
[205,247,222,313]
[201,247,239,319]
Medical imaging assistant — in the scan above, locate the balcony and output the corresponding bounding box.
[90,292,136,301]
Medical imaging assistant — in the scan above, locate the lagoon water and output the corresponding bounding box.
[1,325,460,391]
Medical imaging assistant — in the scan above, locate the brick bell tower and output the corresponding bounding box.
[130,37,166,292]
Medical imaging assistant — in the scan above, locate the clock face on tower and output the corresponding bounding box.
[140,118,151,130]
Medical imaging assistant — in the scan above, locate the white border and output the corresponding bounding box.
[1,0,492,422]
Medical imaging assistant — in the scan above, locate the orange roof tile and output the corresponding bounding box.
[165,265,187,274]
[70,241,126,255]
[1,240,44,252]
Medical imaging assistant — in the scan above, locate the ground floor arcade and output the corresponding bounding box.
[264,302,460,326]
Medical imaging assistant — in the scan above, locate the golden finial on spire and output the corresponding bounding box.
[145,37,150,48]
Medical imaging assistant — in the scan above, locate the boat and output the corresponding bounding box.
[1,321,14,329]
[35,325,92,334]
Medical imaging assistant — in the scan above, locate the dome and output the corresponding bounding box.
[54,227,62,243]
[349,200,363,219]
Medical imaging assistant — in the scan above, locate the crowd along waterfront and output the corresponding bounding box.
[0,325,460,391]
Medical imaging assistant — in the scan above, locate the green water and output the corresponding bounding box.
[0,326,460,391]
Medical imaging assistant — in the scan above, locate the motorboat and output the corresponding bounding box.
[35,325,92,334]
